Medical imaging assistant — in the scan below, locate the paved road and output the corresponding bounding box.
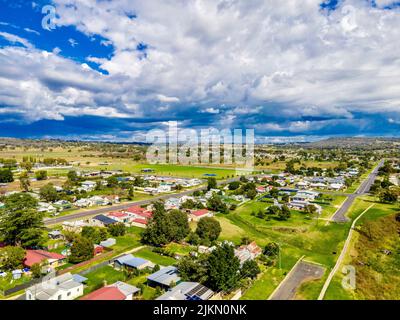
[269,260,325,300]
[44,175,252,226]
[331,160,384,223]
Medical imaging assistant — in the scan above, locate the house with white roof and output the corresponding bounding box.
[25,273,83,300]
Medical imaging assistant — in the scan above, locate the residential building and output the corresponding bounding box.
[25,273,83,300]
[157,282,214,301]
[81,282,140,300]
[114,254,153,271]
[24,250,66,268]
[147,266,181,289]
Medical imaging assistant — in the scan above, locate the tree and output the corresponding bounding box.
[20,161,33,172]
[266,205,280,215]
[245,188,257,200]
[177,254,209,284]
[228,181,241,190]
[263,242,280,258]
[35,170,48,181]
[0,246,26,271]
[241,260,260,279]
[196,217,221,242]
[207,194,229,214]
[0,193,44,247]
[39,183,59,202]
[69,236,94,263]
[206,243,241,292]
[379,189,398,203]
[19,171,31,192]
[81,226,105,244]
[269,188,279,199]
[0,169,13,183]
[207,177,217,190]
[168,210,190,242]
[127,187,134,200]
[31,263,42,278]
[107,176,119,187]
[67,170,79,182]
[278,205,291,221]
[108,223,126,237]
[142,202,189,246]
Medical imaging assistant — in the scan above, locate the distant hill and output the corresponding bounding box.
[301,137,400,149]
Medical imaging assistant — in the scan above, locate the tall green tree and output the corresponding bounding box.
[19,171,31,192]
[206,243,241,292]
[39,183,59,202]
[0,169,13,183]
[169,209,190,241]
[0,193,44,247]
[207,177,217,190]
[195,217,221,242]
[69,236,94,263]
[0,246,26,271]
[35,170,48,181]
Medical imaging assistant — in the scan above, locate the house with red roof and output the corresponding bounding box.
[106,211,130,224]
[80,281,140,300]
[24,250,66,268]
[189,209,213,222]
[123,206,154,228]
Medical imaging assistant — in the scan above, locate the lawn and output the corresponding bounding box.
[134,248,177,266]
[82,265,158,300]
[324,198,400,300]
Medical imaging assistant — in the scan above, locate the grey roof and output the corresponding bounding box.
[147,266,181,287]
[26,273,82,300]
[112,281,140,296]
[72,274,88,283]
[157,282,214,301]
[115,254,150,268]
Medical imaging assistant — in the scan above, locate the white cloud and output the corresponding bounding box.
[1,0,400,135]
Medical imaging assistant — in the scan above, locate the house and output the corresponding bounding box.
[124,206,153,219]
[81,281,140,300]
[74,198,93,208]
[24,250,66,268]
[288,200,309,210]
[157,282,214,301]
[234,241,262,265]
[89,196,111,206]
[48,230,64,240]
[158,185,172,193]
[94,245,104,255]
[256,186,266,193]
[37,202,57,214]
[54,200,72,210]
[292,191,319,202]
[147,266,181,289]
[90,214,118,227]
[189,209,213,222]
[144,187,159,194]
[130,218,149,228]
[81,181,97,191]
[114,254,153,271]
[26,273,83,300]
[295,181,309,189]
[329,183,345,191]
[100,238,116,248]
[106,211,130,224]
[62,220,90,233]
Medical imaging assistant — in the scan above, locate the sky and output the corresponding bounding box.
[0,0,400,143]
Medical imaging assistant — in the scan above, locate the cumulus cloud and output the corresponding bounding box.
[1,0,400,137]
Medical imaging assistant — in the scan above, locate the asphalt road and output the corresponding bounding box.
[43,175,250,226]
[269,260,325,300]
[331,159,384,223]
